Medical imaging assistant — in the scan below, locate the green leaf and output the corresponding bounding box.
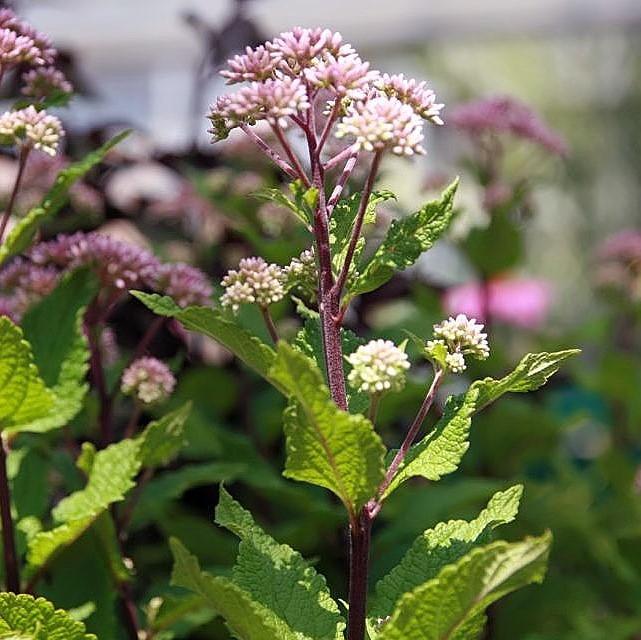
[348,178,458,297]
[253,180,318,228]
[471,349,581,412]
[270,343,385,516]
[215,487,344,640]
[0,317,53,430]
[137,402,192,468]
[377,532,552,640]
[371,485,523,620]
[26,438,142,577]
[13,269,97,434]
[0,130,130,265]
[132,292,282,392]
[170,538,298,640]
[0,593,97,639]
[383,388,478,499]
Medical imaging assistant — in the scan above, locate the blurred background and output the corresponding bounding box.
[3,0,641,638]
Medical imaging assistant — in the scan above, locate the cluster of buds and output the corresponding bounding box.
[21,66,73,100]
[121,357,176,405]
[0,257,59,321]
[220,257,285,313]
[153,263,212,308]
[347,339,410,394]
[0,106,64,156]
[0,8,56,70]
[283,248,317,300]
[209,26,443,157]
[426,314,490,373]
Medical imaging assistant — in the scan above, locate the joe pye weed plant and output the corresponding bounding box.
[0,18,579,640]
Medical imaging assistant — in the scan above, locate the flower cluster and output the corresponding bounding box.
[221,257,286,313]
[0,8,55,70]
[22,66,73,99]
[209,26,442,155]
[595,229,641,301]
[121,357,176,405]
[427,314,490,373]
[153,262,212,308]
[347,339,410,394]
[0,258,59,321]
[449,96,568,156]
[283,248,317,300]
[0,106,64,156]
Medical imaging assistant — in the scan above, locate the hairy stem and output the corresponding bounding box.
[326,150,359,217]
[0,434,20,592]
[240,123,299,181]
[259,305,279,344]
[348,510,372,640]
[0,145,30,244]
[370,367,444,516]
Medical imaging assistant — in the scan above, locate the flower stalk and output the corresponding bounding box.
[0,433,20,592]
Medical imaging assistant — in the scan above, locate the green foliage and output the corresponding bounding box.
[137,402,191,468]
[371,485,523,620]
[383,388,479,499]
[132,292,283,392]
[471,350,581,412]
[376,532,552,640]
[0,593,97,639]
[253,179,318,228]
[0,130,131,265]
[0,316,53,430]
[348,178,459,297]
[270,343,385,516]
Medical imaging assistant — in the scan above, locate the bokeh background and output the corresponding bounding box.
[4,0,641,638]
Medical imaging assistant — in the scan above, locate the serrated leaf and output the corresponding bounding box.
[12,269,97,434]
[0,317,53,430]
[132,292,283,392]
[26,517,93,573]
[348,178,458,297]
[0,593,96,639]
[170,538,298,640]
[215,487,344,640]
[0,130,130,265]
[137,402,191,468]
[471,349,580,412]
[383,388,478,499]
[377,532,552,640]
[371,485,523,620]
[270,343,385,516]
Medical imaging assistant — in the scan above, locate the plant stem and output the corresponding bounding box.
[347,509,372,640]
[123,402,142,440]
[368,393,381,425]
[259,305,279,344]
[132,316,165,363]
[0,145,30,244]
[370,368,444,516]
[240,123,299,181]
[326,150,359,217]
[119,581,141,640]
[0,434,19,592]
[271,122,311,187]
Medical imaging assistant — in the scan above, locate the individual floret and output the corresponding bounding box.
[220,256,285,312]
[121,357,176,405]
[347,339,410,394]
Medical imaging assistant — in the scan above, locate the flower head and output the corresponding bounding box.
[0,9,56,67]
[121,357,176,405]
[220,256,285,312]
[0,28,40,66]
[0,106,64,155]
[449,96,568,156]
[283,248,317,300]
[336,95,426,156]
[0,258,59,320]
[347,339,410,394]
[22,66,73,99]
[154,262,212,308]
[376,73,444,124]
[221,45,276,84]
[427,314,490,373]
[304,53,377,99]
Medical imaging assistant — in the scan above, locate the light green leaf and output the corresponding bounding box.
[12,269,97,434]
[0,593,96,639]
[0,317,53,430]
[471,350,580,412]
[137,402,192,468]
[377,532,552,640]
[383,388,478,499]
[371,485,523,619]
[215,487,345,640]
[253,180,317,228]
[0,130,130,265]
[132,292,282,392]
[348,178,458,297]
[270,343,385,516]
[170,538,298,640]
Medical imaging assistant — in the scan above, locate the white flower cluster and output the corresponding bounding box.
[347,339,410,394]
[220,256,285,312]
[283,248,317,299]
[427,314,490,373]
[0,105,64,155]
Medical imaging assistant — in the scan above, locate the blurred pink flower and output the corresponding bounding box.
[443,277,552,329]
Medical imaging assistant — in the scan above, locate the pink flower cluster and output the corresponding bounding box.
[0,257,59,321]
[22,66,73,99]
[0,8,55,70]
[443,277,552,330]
[449,96,568,156]
[121,356,175,405]
[209,26,443,157]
